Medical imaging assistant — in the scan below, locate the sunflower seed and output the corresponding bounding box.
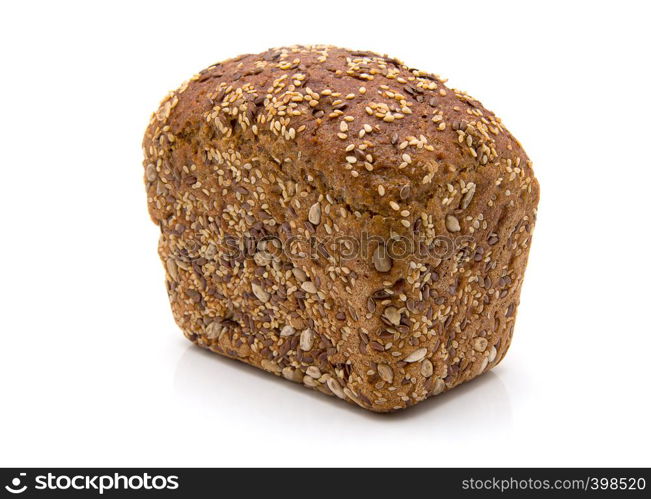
[282,367,303,383]
[461,182,476,209]
[292,267,307,282]
[383,306,401,326]
[377,364,394,383]
[473,337,488,352]
[488,345,497,362]
[373,244,392,273]
[205,320,223,339]
[261,359,281,373]
[420,359,434,377]
[327,377,345,399]
[251,282,269,302]
[301,281,317,294]
[300,328,314,351]
[306,366,321,379]
[145,164,157,182]
[430,378,445,395]
[308,202,321,225]
[166,258,178,281]
[445,214,461,232]
[280,325,295,337]
[303,375,318,387]
[404,347,427,363]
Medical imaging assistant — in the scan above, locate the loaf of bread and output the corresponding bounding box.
[143,45,539,412]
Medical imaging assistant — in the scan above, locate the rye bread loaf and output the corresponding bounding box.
[143,45,539,412]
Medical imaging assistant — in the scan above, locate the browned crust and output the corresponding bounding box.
[143,45,539,412]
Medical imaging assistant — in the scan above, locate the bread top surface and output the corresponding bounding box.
[144,45,538,227]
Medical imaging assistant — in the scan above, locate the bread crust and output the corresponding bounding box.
[143,45,539,412]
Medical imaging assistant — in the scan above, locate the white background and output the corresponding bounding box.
[1,0,650,467]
